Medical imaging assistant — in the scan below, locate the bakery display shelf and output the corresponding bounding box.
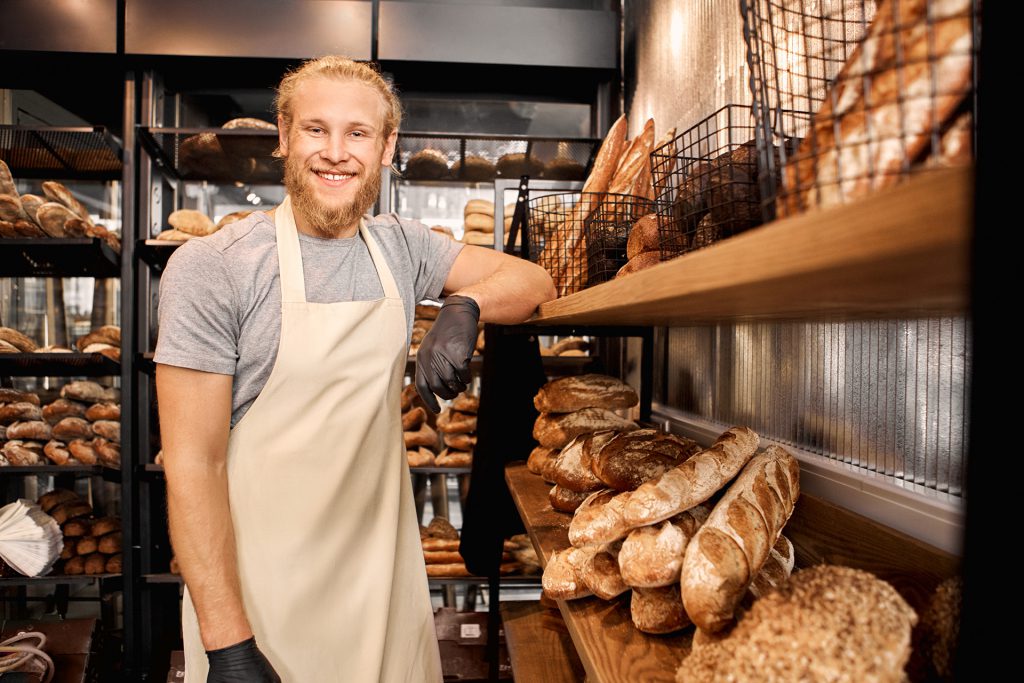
[428,576,542,586]
[0,352,119,377]
[505,462,690,683]
[0,465,106,478]
[531,166,971,326]
[396,132,600,182]
[137,239,182,272]
[0,125,122,179]
[0,238,121,278]
[138,126,281,184]
[0,573,121,587]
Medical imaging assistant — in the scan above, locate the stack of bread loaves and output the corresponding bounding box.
[541,424,816,648]
[420,516,527,578]
[155,208,254,242]
[37,489,122,575]
[403,383,439,468]
[1,382,120,468]
[0,324,120,359]
[435,393,478,468]
[0,160,121,250]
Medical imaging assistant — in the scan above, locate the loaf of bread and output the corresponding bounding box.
[68,439,98,465]
[533,408,638,450]
[631,585,691,634]
[464,199,494,217]
[0,402,43,424]
[593,429,702,491]
[527,446,559,482]
[90,517,120,537]
[464,213,493,233]
[615,251,661,279]
[425,516,460,540]
[84,552,107,575]
[534,373,639,414]
[746,535,794,601]
[41,181,91,223]
[85,403,120,422]
[443,433,476,451]
[105,553,123,573]
[404,149,449,179]
[421,538,460,552]
[567,488,634,547]
[50,501,91,525]
[0,388,40,406]
[0,327,37,353]
[52,417,93,441]
[618,504,710,588]
[550,435,605,493]
[168,209,217,236]
[404,423,438,448]
[452,155,496,181]
[677,565,916,683]
[63,555,86,575]
[435,449,471,468]
[97,531,122,554]
[41,399,86,424]
[436,410,477,434]
[622,426,760,528]
[423,549,463,565]
[2,440,44,465]
[542,546,595,600]
[0,161,15,197]
[680,446,800,632]
[76,325,120,352]
[575,430,616,475]
[43,440,73,466]
[543,157,586,180]
[496,153,544,179]
[626,214,661,260]
[61,381,116,404]
[62,518,90,538]
[35,202,75,237]
[425,563,472,577]
[91,420,119,442]
[38,489,78,513]
[407,448,435,468]
[92,438,120,467]
[402,406,427,431]
[579,541,629,600]
[76,536,98,555]
[548,485,591,513]
[451,394,479,413]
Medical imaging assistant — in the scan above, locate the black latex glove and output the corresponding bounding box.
[415,294,481,413]
[206,637,281,683]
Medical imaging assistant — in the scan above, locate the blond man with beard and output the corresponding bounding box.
[155,56,555,682]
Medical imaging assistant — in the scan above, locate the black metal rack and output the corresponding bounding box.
[137,126,282,184]
[135,239,183,272]
[0,352,120,377]
[0,125,123,180]
[0,238,121,278]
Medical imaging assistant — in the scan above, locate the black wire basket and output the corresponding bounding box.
[741,0,978,219]
[527,192,652,295]
[650,105,768,260]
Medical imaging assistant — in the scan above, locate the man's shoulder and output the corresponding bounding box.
[197,211,275,253]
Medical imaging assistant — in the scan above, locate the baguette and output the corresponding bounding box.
[579,541,629,600]
[41,181,91,222]
[533,408,638,450]
[680,446,800,632]
[618,504,710,588]
[425,563,471,577]
[421,538,460,552]
[567,488,635,547]
[746,535,794,601]
[622,426,759,528]
[423,550,463,564]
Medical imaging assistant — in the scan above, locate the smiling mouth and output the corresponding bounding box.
[313,170,356,181]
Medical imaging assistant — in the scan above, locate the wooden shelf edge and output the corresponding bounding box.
[532,166,972,326]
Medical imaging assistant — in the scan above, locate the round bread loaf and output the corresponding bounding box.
[534,374,639,414]
[548,484,591,513]
[43,440,72,466]
[168,209,216,236]
[38,488,79,513]
[532,407,638,450]
[593,429,702,491]
[0,401,43,423]
[85,403,120,422]
[62,518,91,538]
[435,449,472,468]
[6,420,53,441]
[626,213,661,260]
[496,153,544,178]
[93,438,120,467]
[53,417,93,441]
[443,432,476,451]
[90,517,121,537]
[464,213,493,233]
[451,394,479,414]
[526,446,558,477]
[407,448,435,468]
[68,439,98,465]
[77,536,99,555]
[452,155,496,181]
[631,585,691,634]
[0,388,40,406]
[63,555,86,575]
[464,199,495,217]
[676,566,918,683]
[550,434,605,493]
[404,149,449,179]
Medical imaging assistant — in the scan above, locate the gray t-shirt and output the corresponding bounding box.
[154,211,463,426]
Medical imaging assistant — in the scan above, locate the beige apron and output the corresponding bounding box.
[182,196,442,682]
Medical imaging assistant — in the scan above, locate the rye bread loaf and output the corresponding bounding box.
[42,399,88,424]
[534,373,639,414]
[0,389,40,406]
[622,426,760,528]
[631,585,691,635]
[676,565,917,683]
[593,429,702,491]
[550,435,605,493]
[526,446,558,477]
[618,504,710,588]
[680,446,800,632]
[548,485,591,513]
[533,408,638,450]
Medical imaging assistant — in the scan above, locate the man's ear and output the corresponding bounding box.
[380,131,398,167]
[277,115,289,156]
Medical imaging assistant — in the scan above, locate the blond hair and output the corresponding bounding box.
[274,56,402,141]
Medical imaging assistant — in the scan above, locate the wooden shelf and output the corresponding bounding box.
[411,466,472,475]
[0,573,121,587]
[532,166,972,326]
[501,601,585,683]
[137,239,182,272]
[505,462,690,683]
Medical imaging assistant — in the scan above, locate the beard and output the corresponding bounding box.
[284,155,382,238]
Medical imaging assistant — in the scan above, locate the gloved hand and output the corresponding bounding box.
[207,637,281,683]
[415,294,481,413]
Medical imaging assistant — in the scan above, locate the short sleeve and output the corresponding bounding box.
[395,217,464,302]
[154,240,240,375]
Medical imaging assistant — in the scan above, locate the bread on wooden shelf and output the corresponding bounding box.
[534,373,639,414]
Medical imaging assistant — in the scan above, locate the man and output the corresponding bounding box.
[155,56,555,682]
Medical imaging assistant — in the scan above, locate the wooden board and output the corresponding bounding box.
[531,165,971,325]
[501,601,585,683]
[506,462,690,683]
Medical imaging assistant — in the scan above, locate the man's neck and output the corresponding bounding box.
[268,207,360,239]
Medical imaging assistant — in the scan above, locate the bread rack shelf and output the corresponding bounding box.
[530,166,971,326]
[136,239,182,272]
[0,352,119,377]
[505,462,690,683]
[0,574,122,587]
[137,126,281,184]
[0,238,121,278]
[0,465,110,478]
[0,125,123,180]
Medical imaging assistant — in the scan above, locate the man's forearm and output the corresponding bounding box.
[454,259,556,324]
[166,454,252,650]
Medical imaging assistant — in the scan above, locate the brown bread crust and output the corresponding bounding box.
[534,373,639,414]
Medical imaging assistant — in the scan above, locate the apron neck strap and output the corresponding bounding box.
[275,195,402,302]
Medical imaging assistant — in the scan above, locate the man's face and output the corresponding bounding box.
[278,76,397,237]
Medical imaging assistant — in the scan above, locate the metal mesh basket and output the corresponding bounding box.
[741,0,978,218]
[650,105,767,260]
[527,191,652,295]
